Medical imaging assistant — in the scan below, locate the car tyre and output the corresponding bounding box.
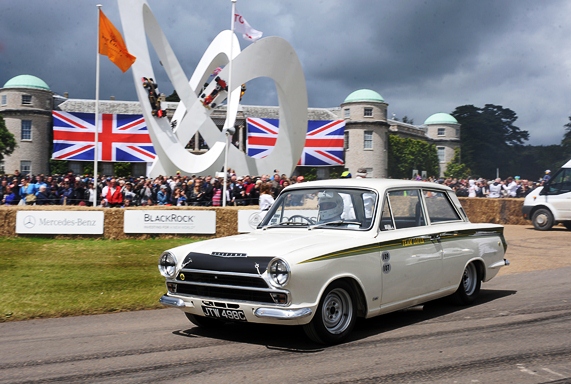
[451,262,481,305]
[185,313,223,328]
[532,208,554,231]
[303,280,357,345]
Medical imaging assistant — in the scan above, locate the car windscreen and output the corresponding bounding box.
[259,187,377,230]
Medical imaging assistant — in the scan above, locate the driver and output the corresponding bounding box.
[317,191,344,223]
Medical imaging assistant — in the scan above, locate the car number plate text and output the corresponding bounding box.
[201,306,247,322]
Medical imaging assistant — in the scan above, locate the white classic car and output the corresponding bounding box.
[159,179,509,344]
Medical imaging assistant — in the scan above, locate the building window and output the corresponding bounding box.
[343,108,350,119]
[364,131,373,149]
[69,162,83,175]
[1,95,6,106]
[100,162,114,176]
[132,163,147,177]
[21,120,32,140]
[364,107,373,117]
[20,161,32,175]
[437,146,446,163]
[437,128,446,136]
[344,131,349,150]
[0,161,4,174]
[22,95,32,105]
[455,128,460,138]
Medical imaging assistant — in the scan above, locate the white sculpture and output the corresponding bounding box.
[118,0,308,177]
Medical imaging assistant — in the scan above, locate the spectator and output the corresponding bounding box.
[468,179,479,197]
[122,182,136,205]
[211,179,222,207]
[259,182,275,210]
[84,181,99,206]
[187,179,204,206]
[156,184,170,205]
[35,185,51,205]
[101,178,123,207]
[488,178,503,198]
[60,181,75,205]
[504,177,519,197]
[232,177,246,205]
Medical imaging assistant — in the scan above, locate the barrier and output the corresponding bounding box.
[0,198,529,239]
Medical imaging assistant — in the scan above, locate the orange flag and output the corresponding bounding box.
[99,9,136,72]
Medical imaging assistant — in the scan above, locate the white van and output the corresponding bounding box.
[522,159,571,230]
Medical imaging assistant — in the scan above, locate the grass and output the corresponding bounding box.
[0,237,200,322]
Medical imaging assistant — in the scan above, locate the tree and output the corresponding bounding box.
[0,114,17,161]
[388,135,439,179]
[165,90,180,102]
[561,115,571,160]
[451,104,529,178]
[444,148,471,179]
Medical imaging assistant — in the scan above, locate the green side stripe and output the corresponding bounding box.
[299,227,502,264]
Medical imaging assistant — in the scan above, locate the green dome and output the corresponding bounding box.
[424,113,458,125]
[3,74,50,91]
[344,89,384,103]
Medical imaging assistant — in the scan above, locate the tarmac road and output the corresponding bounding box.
[0,225,570,383]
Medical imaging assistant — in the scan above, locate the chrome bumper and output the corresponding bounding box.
[254,307,312,320]
[159,295,185,308]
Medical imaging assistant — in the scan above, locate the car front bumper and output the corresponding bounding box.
[159,294,314,324]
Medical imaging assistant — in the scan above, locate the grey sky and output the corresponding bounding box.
[1,0,570,145]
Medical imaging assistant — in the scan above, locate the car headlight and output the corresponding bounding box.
[268,258,290,287]
[158,251,178,278]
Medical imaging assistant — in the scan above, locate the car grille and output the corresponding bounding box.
[173,269,282,304]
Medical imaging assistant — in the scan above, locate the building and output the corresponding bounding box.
[0,75,53,175]
[1,74,460,178]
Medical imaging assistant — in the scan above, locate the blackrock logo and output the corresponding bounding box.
[23,215,36,229]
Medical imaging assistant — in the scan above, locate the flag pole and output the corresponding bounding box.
[93,4,102,207]
[222,0,237,207]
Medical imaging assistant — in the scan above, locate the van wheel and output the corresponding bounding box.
[303,281,357,345]
[451,262,481,305]
[532,208,554,231]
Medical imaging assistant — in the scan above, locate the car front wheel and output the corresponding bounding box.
[452,262,481,305]
[532,208,554,231]
[303,280,357,345]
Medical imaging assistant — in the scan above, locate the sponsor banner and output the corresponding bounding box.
[16,211,104,234]
[124,210,216,234]
[237,210,265,233]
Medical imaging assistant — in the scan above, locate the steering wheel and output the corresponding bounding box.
[287,215,316,225]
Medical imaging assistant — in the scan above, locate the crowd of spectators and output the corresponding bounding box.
[0,169,303,207]
[435,173,550,198]
[0,168,552,207]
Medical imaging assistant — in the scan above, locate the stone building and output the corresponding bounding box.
[1,74,460,178]
[0,75,53,175]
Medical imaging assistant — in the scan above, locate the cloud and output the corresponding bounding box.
[1,0,570,145]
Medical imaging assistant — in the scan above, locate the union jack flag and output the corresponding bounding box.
[52,111,156,162]
[246,118,345,166]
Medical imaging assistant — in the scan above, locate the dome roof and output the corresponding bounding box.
[424,112,458,125]
[3,74,50,91]
[344,89,384,103]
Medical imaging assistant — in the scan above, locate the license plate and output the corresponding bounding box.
[201,306,247,322]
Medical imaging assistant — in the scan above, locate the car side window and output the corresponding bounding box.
[380,196,394,231]
[423,190,461,223]
[385,189,426,229]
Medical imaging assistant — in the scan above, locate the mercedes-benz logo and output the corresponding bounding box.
[23,215,36,228]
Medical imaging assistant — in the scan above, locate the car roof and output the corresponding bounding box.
[284,178,453,193]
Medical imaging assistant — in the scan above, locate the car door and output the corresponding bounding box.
[378,189,444,307]
[542,167,571,220]
[422,189,472,288]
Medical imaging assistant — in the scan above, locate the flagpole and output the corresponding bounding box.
[222,0,237,207]
[93,5,102,207]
